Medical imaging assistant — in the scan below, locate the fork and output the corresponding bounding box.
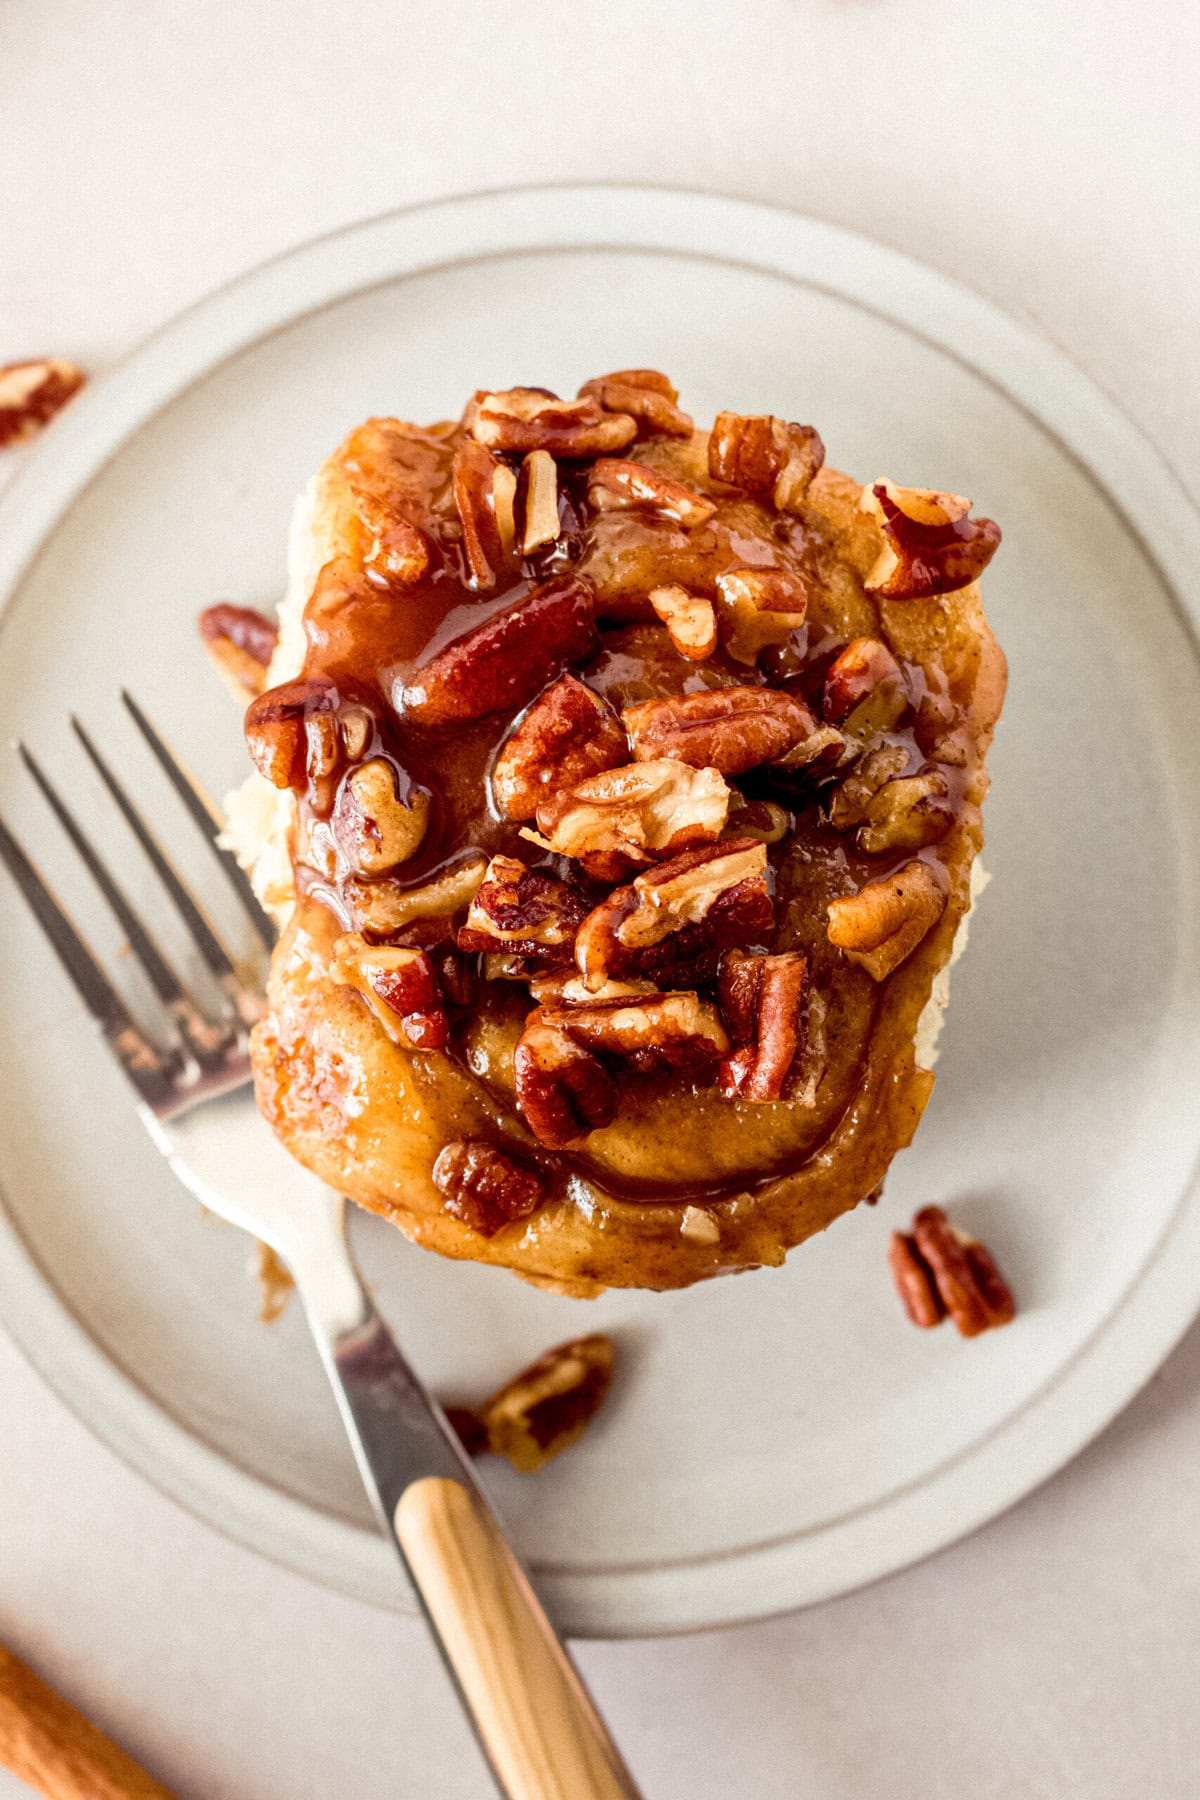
[0,693,640,1800]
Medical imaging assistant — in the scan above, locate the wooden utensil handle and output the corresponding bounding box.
[395,1479,640,1800]
[0,1644,175,1799]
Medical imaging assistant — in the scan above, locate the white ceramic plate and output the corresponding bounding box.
[1,186,1199,1638]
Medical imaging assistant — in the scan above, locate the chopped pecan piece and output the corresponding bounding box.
[707,412,825,511]
[400,573,596,723]
[331,936,448,1048]
[453,439,517,589]
[861,480,1001,600]
[574,839,770,989]
[0,357,85,447]
[822,637,911,732]
[513,1020,618,1147]
[828,744,911,831]
[528,972,659,1006]
[457,855,588,962]
[724,798,790,844]
[586,458,717,528]
[648,585,717,661]
[717,949,808,1102]
[891,1207,1016,1337]
[466,387,636,457]
[244,675,339,790]
[333,757,430,874]
[450,1335,616,1472]
[198,603,279,699]
[432,1140,544,1237]
[343,853,487,939]
[539,990,729,1073]
[491,675,628,822]
[520,449,560,554]
[714,567,810,664]
[353,482,432,588]
[826,859,946,980]
[536,759,730,876]
[857,770,953,856]
[578,369,693,438]
[624,686,819,777]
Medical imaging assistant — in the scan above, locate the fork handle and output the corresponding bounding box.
[303,1298,640,1800]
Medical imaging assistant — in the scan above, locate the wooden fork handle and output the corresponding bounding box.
[0,1643,175,1799]
[395,1477,636,1800]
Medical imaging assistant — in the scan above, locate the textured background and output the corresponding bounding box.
[3,2,1199,1794]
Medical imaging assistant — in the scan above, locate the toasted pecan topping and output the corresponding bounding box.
[432,1139,544,1237]
[714,566,810,664]
[400,573,596,723]
[856,770,953,856]
[861,480,1001,600]
[0,357,85,447]
[624,686,819,777]
[491,675,628,822]
[331,936,448,1049]
[579,369,693,438]
[244,675,340,791]
[539,990,729,1073]
[199,603,279,699]
[536,759,730,875]
[822,637,911,732]
[648,585,718,661]
[891,1207,1016,1337]
[467,387,636,457]
[587,458,717,528]
[574,839,770,990]
[707,412,824,512]
[333,758,430,875]
[453,440,516,589]
[826,859,946,980]
[828,744,910,831]
[513,1019,618,1147]
[717,948,808,1102]
[457,855,588,961]
[520,449,560,554]
[343,854,487,939]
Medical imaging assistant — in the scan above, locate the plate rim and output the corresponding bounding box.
[1,181,1199,1638]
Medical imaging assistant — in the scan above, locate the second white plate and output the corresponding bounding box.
[1,186,1199,1636]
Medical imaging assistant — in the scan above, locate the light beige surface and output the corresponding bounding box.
[3,1,1200,1795]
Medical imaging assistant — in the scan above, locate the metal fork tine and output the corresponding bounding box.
[70,715,241,985]
[0,811,179,1108]
[19,744,237,1069]
[121,689,275,952]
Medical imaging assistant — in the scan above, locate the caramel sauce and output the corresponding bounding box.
[278,417,970,1204]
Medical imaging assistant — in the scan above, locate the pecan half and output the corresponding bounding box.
[714,567,810,664]
[822,637,911,732]
[513,1019,618,1147]
[891,1207,1016,1337]
[539,990,729,1073]
[331,936,448,1049]
[578,369,693,438]
[244,675,339,790]
[648,585,717,661]
[574,839,770,989]
[466,388,636,457]
[717,949,808,1102]
[353,482,432,589]
[432,1139,544,1237]
[453,439,517,589]
[343,853,487,939]
[861,480,1002,600]
[457,855,588,962]
[491,675,628,822]
[198,603,279,699]
[586,458,717,528]
[520,449,560,554]
[707,412,825,512]
[826,859,946,980]
[454,1334,616,1473]
[332,758,430,874]
[0,358,85,447]
[536,759,730,876]
[624,686,819,777]
[400,573,596,723]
